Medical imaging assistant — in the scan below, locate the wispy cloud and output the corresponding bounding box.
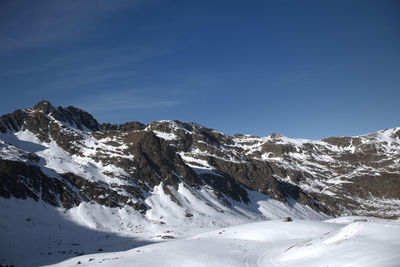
[0,0,144,52]
[0,41,176,96]
[75,91,179,114]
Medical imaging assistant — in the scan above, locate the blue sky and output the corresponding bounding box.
[0,0,399,139]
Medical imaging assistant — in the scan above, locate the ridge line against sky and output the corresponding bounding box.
[0,0,399,139]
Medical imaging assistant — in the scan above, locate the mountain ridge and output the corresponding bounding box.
[1,100,399,219]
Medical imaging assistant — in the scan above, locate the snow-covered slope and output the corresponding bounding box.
[0,100,399,266]
[0,191,325,266]
[46,217,400,267]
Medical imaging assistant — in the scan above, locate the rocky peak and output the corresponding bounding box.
[28,100,99,131]
[32,100,56,115]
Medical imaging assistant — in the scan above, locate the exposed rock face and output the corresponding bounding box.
[0,101,399,218]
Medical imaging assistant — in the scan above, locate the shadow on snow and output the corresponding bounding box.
[0,198,156,267]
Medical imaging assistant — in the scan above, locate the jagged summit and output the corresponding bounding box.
[0,100,100,135]
[32,100,54,114]
[32,100,100,131]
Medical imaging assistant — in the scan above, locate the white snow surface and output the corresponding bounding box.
[46,216,400,267]
[153,130,177,141]
[2,197,397,267]
[2,187,397,267]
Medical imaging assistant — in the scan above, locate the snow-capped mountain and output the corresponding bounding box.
[0,101,399,266]
[1,100,399,219]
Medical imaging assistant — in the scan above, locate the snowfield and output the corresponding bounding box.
[46,217,400,267]
[1,198,398,267]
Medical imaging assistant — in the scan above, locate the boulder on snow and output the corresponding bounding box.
[283,217,293,222]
